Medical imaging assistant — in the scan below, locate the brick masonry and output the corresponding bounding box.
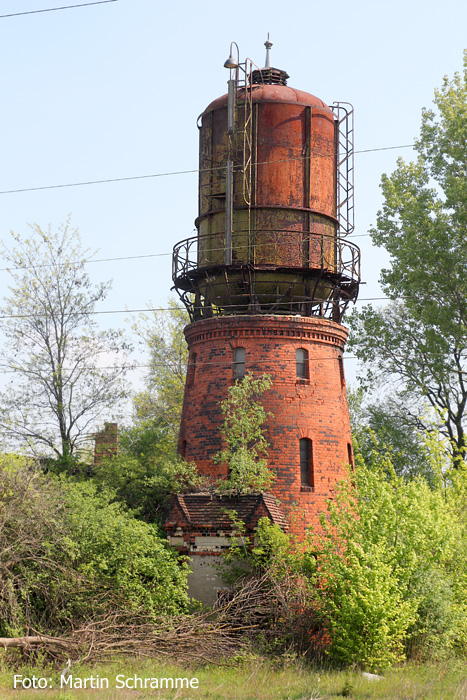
[94,422,118,465]
[178,314,353,539]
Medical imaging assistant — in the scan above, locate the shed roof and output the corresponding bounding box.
[165,492,287,532]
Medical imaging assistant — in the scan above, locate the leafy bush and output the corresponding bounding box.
[315,527,417,671]
[0,457,190,635]
[91,452,203,524]
[220,447,467,670]
[310,449,467,668]
[62,479,190,617]
[220,516,298,583]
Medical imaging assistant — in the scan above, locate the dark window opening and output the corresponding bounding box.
[347,442,354,471]
[296,348,308,379]
[300,438,314,489]
[338,355,345,388]
[233,347,245,379]
[187,352,197,386]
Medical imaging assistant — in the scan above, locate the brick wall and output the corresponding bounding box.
[178,315,353,538]
[93,422,118,465]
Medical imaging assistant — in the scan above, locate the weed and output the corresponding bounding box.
[340,677,354,697]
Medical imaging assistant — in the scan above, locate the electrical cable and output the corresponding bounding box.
[0,251,172,273]
[0,292,443,320]
[0,355,355,370]
[0,355,386,375]
[0,241,370,273]
[0,229,374,273]
[2,342,466,375]
[0,1,117,19]
[0,144,415,196]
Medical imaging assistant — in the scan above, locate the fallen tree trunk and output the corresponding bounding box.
[0,635,71,650]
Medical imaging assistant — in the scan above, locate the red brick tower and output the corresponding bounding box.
[172,41,360,537]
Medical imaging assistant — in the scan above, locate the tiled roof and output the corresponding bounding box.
[165,492,287,531]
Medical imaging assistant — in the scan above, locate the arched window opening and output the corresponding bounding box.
[187,352,197,386]
[233,347,245,379]
[296,348,308,379]
[347,442,354,471]
[338,355,345,388]
[300,438,314,489]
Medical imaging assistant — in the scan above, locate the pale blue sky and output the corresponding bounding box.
[0,0,466,384]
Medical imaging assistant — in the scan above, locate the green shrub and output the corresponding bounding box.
[0,457,190,635]
[311,451,467,669]
[62,479,190,617]
[91,449,203,523]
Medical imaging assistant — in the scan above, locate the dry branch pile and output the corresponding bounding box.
[0,576,269,665]
[1,573,328,666]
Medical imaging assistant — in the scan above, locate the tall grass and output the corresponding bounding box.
[1,655,467,699]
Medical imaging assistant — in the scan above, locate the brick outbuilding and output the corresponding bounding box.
[165,492,287,604]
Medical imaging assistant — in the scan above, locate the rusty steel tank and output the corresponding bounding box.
[172,53,359,319]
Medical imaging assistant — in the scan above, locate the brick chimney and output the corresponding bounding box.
[93,422,118,465]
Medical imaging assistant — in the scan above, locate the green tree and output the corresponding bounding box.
[348,52,467,467]
[349,388,435,483]
[0,221,131,461]
[90,419,203,524]
[214,373,274,493]
[133,299,189,442]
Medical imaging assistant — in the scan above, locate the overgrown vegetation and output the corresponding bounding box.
[218,445,467,672]
[87,419,203,524]
[214,373,274,494]
[0,456,190,638]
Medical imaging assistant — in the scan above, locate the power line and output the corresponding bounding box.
[0,356,363,375]
[195,143,414,192]
[0,241,372,273]
[3,343,467,375]
[0,144,415,196]
[0,0,118,19]
[0,251,171,273]
[0,231,374,273]
[0,295,423,321]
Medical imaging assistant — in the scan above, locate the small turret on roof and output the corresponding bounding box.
[251,35,289,86]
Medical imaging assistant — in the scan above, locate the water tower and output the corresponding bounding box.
[172,40,360,536]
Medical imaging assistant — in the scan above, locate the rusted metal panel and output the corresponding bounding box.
[177,80,359,321]
[197,83,337,268]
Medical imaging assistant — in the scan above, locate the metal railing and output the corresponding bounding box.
[172,229,360,285]
[172,229,360,323]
